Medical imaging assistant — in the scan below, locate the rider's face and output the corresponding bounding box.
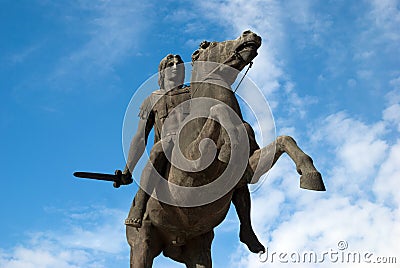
[164,57,184,85]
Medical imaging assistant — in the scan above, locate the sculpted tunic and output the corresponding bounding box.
[139,86,191,143]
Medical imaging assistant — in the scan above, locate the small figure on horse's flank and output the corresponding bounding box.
[125,30,325,268]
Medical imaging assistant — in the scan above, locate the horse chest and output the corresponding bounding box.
[192,84,243,120]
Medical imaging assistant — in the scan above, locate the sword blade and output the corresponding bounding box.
[73,171,120,182]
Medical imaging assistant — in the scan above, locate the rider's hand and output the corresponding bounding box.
[121,170,133,185]
[113,169,133,188]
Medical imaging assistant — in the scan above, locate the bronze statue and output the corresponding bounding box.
[123,53,265,254]
[123,30,325,267]
[73,30,325,267]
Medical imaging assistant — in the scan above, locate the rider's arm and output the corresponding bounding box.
[123,98,155,175]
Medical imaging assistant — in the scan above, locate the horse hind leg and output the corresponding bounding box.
[181,231,214,268]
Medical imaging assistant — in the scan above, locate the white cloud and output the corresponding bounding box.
[357,69,373,80]
[368,0,400,43]
[229,101,400,267]
[383,104,400,132]
[351,0,400,89]
[374,139,400,206]
[0,246,94,268]
[315,112,388,191]
[227,110,400,267]
[285,89,319,119]
[0,207,129,268]
[282,0,333,48]
[386,76,400,105]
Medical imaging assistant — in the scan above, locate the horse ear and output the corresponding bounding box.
[200,40,210,49]
[191,49,200,62]
[192,41,211,62]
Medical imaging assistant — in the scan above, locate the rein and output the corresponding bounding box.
[233,61,253,93]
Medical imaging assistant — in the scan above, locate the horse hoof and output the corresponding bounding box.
[300,171,326,191]
[239,226,265,253]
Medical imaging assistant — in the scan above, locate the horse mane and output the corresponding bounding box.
[191,40,211,62]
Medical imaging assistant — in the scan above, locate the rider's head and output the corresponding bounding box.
[158,54,185,90]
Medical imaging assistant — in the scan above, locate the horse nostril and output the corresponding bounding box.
[242,30,252,36]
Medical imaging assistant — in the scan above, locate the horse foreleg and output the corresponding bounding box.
[232,185,265,253]
[249,135,325,191]
[187,104,244,166]
[186,106,223,170]
[188,117,221,160]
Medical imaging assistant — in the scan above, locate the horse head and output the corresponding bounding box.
[191,30,262,72]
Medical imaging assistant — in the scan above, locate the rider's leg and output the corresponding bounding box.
[125,140,171,227]
[127,220,163,268]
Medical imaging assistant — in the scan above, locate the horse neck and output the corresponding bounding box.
[190,80,243,120]
[191,61,239,94]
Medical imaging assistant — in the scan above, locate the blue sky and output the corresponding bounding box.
[1,0,399,267]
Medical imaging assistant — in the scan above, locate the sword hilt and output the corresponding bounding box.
[113,170,133,188]
[113,169,122,188]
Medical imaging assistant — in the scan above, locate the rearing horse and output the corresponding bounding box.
[126,30,325,268]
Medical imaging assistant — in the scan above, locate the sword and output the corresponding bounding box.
[73,170,132,188]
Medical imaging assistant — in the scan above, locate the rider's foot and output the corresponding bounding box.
[239,225,265,253]
[125,208,144,228]
[125,217,142,228]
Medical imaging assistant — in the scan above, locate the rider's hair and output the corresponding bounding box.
[158,54,185,89]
